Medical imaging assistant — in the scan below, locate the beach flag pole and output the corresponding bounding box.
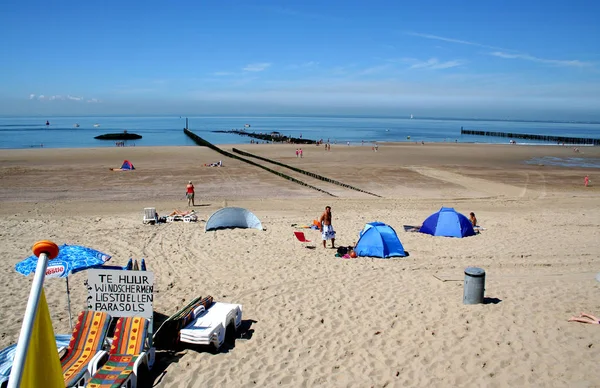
[8,240,60,388]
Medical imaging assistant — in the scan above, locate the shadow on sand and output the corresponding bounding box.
[148,319,257,385]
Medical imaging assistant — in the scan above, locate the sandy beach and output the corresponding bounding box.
[1,142,599,387]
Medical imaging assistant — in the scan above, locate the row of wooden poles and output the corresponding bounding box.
[183,129,381,197]
[460,128,600,145]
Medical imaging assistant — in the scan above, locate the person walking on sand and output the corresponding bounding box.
[186,180,195,206]
[584,175,589,187]
[319,206,336,249]
[299,148,303,158]
[296,149,299,158]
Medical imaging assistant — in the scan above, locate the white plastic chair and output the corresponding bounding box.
[143,208,158,224]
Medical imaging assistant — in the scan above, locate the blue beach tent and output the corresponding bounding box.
[120,160,135,170]
[355,222,406,258]
[420,207,475,238]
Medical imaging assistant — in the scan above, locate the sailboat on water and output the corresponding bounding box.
[410,114,414,119]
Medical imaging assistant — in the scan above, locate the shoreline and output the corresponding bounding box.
[2,141,599,151]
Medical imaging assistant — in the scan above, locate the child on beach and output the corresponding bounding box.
[469,212,478,227]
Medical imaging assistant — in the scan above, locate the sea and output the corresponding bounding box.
[1,115,599,150]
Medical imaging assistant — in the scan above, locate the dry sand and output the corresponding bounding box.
[1,142,599,387]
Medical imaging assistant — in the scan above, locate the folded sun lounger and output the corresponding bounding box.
[153,295,214,350]
[179,302,243,351]
[62,310,112,387]
[0,334,71,388]
[87,316,152,388]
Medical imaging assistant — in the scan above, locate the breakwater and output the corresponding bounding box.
[461,128,600,145]
[94,131,142,140]
[212,129,316,144]
[184,129,335,197]
[232,148,381,198]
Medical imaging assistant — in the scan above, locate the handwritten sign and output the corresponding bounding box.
[87,269,154,319]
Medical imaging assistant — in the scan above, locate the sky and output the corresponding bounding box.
[1,0,599,120]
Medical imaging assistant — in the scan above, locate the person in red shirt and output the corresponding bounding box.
[186,181,195,206]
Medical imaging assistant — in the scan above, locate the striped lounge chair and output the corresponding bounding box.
[86,317,150,388]
[62,310,112,387]
[153,295,213,350]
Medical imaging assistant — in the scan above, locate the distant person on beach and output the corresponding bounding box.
[584,175,589,187]
[469,212,478,227]
[299,148,303,158]
[568,312,600,324]
[296,149,299,158]
[319,206,336,249]
[186,181,195,206]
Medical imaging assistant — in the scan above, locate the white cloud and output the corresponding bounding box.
[31,93,98,102]
[408,31,594,69]
[490,51,592,68]
[243,63,271,72]
[409,58,465,70]
[86,98,101,103]
[406,32,511,51]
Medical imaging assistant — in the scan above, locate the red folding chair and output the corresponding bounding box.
[293,231,314,249]
[294,231,311,243]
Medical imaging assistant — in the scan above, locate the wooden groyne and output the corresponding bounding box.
[460,128,600,145]
[232,148,381,198]
[212,129,316,144]
[183,129,335,197]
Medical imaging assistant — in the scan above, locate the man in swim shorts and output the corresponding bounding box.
[319,206,336,249]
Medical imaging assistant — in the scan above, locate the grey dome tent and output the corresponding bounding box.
[205,207,263,232]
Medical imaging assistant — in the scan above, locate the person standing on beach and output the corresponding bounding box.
[319,206,336,249]
[299,148,303,158]
[186,180,195,206]
[584,175,589,187]
[296,149,299,158]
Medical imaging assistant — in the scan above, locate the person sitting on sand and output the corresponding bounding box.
[568,312,600,324]
[469,212,478,227]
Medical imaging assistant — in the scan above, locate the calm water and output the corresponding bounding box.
[0,115,599,149]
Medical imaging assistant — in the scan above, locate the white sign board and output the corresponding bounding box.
[87,269,154,319]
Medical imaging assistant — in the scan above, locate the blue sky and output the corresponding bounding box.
[1,0,599,119]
